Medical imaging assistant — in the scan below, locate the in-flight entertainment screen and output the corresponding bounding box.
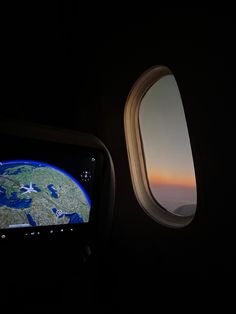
[0,160,91,229]
[0,133,103,236]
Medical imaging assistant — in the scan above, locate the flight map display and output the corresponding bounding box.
[0,160,91,230]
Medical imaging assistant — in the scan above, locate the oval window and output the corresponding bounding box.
[124,66,197,228]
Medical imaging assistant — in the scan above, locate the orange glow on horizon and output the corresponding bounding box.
[148,172,196,188]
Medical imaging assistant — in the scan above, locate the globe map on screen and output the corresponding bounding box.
[0,161,90,229]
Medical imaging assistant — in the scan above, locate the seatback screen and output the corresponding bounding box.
[0,160,91,230]
[0,132,103,237]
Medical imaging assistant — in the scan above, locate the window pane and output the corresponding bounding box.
[139,74,197,217]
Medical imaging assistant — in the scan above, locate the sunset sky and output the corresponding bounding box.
[139,74,197,214]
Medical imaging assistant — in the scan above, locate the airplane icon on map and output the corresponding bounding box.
[20,183,39,195]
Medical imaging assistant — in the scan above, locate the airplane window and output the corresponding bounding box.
[124,65,197,228]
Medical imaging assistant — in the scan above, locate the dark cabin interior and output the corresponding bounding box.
[0,5,234,313]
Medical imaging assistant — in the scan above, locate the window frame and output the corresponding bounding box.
[124,65,196,228]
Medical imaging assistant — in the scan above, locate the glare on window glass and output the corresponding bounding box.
[139,74,197,217]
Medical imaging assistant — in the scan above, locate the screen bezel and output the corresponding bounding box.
[0,118,114,242]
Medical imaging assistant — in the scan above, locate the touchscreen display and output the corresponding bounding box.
[0,160,91,230]
[0,133,101,234]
